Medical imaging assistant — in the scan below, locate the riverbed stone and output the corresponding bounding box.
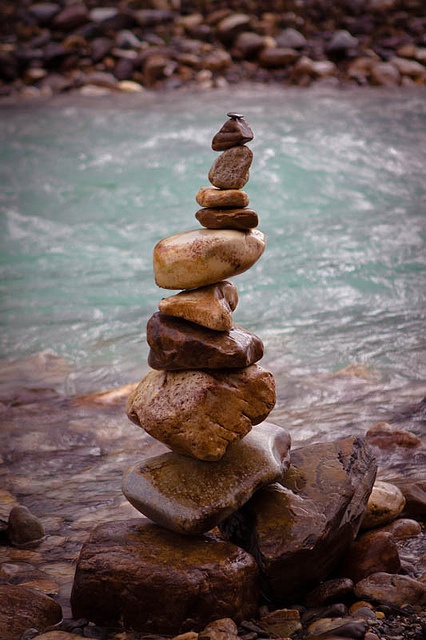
[208,145,253,190]
[354,572,426,608]
[361,480,406,529]
[147,312,263,370]
[8,505,45,548]
[196,207,259,230]
[158,280,238,331]
[196,187,249,209]
[211,115,253,151]
[126,364,276,460]
[122,422,291,534]
[153,228,265,290]
[71,519,260,633]
[0,584,62,640]
[341,530,401,584]
[220,436,377,603]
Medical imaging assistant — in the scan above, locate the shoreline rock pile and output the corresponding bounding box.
[70,114,384,634]
[0,0,425,99]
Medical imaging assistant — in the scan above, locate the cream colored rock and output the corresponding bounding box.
[158,280,238,331]
[196,187,249,209]
[361,481,406,530]
[126,364,276,461]
[153,228,265,290]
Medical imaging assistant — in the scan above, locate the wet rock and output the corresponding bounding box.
[122,422,291,534]
[305,578,355,607]
[153,228,264,290]
[233,32,266,59]
[342,530,401,584]
[196,187,249,209]
[258,47,299,68]
[275,28,307,49]
[159,280,238,331]
[198,618,239,640]
[354,572,426,608]
[208,145,253,190]
[211,116,254,152]
[361,480,406,529]
[326,30,359,55]
[379,517,422,539]
[258,608,302,637]
[217,14,251,46]
[29,3,61,26]
[370,61,401,85]
[147,312,263,370]
[126,364,276,461]
[51,4,89,31]
[220,437,377,603]
[366,421,421,449]
[196,207,258,230]
[8,505,45,548]
[0,584,62,640]
[32,633,78,639]
[307,616,368,638]
[71,519,260,633]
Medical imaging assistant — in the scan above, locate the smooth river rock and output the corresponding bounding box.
[354,572,426,608]
[196,207,259,230]
[147,312,263,370]
[195,187,249,209]
[0,584,62,640]
[153,228,265,290]
[360,480,406,529]
[123,422,291,534]
[158,280,238,331]
[211,115,254,151]
[220,436,377,604]
[208,145,253,189]
[126,364,276,460]
[71,519,260,633]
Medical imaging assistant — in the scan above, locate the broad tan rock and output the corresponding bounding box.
[196,187,249,209]
[153,228,265,290]
[208,146,253,190]
[354,572,426,608]
[126,364,276,461]
[220,437,377,603]
[147,312,263,370]
[71,520,260,633]
[196,207,258,230]
[158,280,238,331]
[361,481,406,530]
[211,114,253,151]
[123,422,291,534]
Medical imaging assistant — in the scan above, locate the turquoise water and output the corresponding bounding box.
[0,86,425,431]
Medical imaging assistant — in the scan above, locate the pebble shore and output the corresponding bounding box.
[1,0,425,99]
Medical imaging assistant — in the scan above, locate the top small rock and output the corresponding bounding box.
[212,113,254,151]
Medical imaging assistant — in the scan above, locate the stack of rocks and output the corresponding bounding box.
[71,114,377,635]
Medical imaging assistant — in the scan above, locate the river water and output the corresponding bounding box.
[0,86,425,620]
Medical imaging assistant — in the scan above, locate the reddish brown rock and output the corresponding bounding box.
[341,530,401,584]
[354,572,426,608]
[220,437,377,603]
[196,187,249,209]
[71,519,260,633]
[211,114,253,151]
[208,146,253,190]
[366,422,421,449]
[147,312,263,370]
[122,422,291,534]
[0,584,62,640]
[159,281,238,331]
[305,578,355,607]
[196,207,258,230]
[8,505,45,548]
[126,364,276,461]
[258,47,299,68]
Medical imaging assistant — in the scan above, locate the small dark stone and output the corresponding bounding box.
[212,116,254,151]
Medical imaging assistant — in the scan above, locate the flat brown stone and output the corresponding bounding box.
[354,572,426,608]
[126,364,276,461]
[158,281,238,331]
[208,146,253,190]
[123,422,291,534]
[196,187,249,209]
[153,228,265,290]
[220,437,377,603]
[71,519,260,633]
[147,312,263,370]
[0,584,62,640]
[211,116,254,151]
[196,207,258,230]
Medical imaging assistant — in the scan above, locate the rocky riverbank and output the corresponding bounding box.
[1,0,425,99]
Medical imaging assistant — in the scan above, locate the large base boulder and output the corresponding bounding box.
[71,519,260,634]
[220,436,377,604]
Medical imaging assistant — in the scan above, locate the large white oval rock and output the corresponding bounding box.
[153,228,266,290]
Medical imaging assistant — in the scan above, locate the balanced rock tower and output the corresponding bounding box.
[71,115,377,633]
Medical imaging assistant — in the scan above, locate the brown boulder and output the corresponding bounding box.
[0,584,62,640]
[122,421,291,534]
[208,145,253,190]
[341,530,401,584]
[147,312,263,370]
[196,207,258,230]
[354,572,426,608]
[220,437,377,603]
[126,364,276,461]
[71,520,260,633]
